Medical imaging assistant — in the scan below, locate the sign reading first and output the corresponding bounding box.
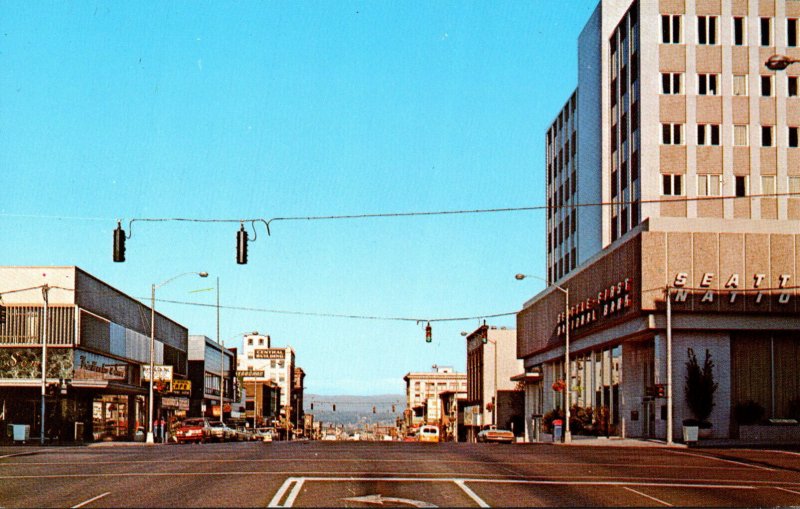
[254,348,285,360]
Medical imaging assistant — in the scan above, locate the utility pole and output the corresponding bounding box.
[40,285,49,445]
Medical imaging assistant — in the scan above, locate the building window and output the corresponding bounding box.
[761,75,773,96]
[762,175,776,195]
[790,19,798,47]
[760,18,772,46]
[734,125,749,146]
[697,124,720,146]
[790,76,798,97]
[790,126,799,148]
[270,360,276,368]
[662,123,683,145]
[662,174,683,196]
[735,176,749,197]
[789,176,800,194]
[733,75,748,96]
[698,174,722,196]
[698,73,719,95]
[662,15,681,44]
[661,73,682,94]
[762,126,774,147]
[697,16,718,45]
[248,338,253,345]
[733,17,746,46]
[258,338,264,345]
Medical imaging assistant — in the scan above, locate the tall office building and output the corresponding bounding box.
[520,0,800,443]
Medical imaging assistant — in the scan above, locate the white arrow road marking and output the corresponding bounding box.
[454,480,489,508]
[268,477,304,507]
[342,494,437,507]
[71,492,110,508]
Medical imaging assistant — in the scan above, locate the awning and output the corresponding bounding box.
[510,371,542,383]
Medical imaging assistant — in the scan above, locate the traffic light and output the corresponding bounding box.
[332,404,336,412]
[0,305,6,325]
[425,322,432,343]
[113,222,126,262]
[391,404,396,413]
[310,403,314,410]
[236,224,248,264]
[372,406,376,414]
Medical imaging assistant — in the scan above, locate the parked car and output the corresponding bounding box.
[175,418,211,444]
[418,425,440,443]
[253,427,274,442]
[207,421,234,442]
[477,425,515,444]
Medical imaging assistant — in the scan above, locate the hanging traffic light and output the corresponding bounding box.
[332,404,336,412]
[310,403,314,410]
[113,222,126,262]
[425,322,432,343]
[236,224,248,264]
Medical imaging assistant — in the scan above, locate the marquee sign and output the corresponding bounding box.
[672,272,794,304]
[556,278,633,336]
[237,369,265,378]
[141,364,173,382]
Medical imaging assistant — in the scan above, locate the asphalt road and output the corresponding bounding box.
[1,441,799,507]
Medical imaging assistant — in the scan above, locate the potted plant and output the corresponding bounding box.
[683,348,718,440]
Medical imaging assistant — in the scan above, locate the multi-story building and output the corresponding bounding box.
[236,333,300,435]
[464,325,523,442]
[438,389,467,442]
[403,366,467,428]
[293,367,306,433]
[519,0,800,443]
[187,335,236,421]
[0,266,189,443]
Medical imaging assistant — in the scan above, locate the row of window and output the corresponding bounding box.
[662,73,799,97]
[662,124,799,147]
[661,174,800,196]
[549,247,577,284]
[662,14,797,47]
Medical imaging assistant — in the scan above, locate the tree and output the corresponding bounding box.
[684,348,718,425]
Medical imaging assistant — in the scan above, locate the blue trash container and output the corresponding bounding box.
[553,419,563,442]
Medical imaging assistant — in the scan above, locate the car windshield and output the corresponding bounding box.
[208,421,223,427]
[182,419,205,426]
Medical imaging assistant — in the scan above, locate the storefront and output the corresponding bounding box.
[517,229,800,443]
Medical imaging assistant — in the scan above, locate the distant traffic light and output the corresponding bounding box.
[425,322,432,343]
[113,222,126,262]
[391,404,395,413]
[332,404,336,412]
[236,224,248,264]
[310,403,314,410]
[372,406,376,414]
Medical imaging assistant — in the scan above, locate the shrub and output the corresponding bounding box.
[685,348,718,425]
[542,408,563,433]
[733,400,765,425]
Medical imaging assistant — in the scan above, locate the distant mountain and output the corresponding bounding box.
[304,394,405,429]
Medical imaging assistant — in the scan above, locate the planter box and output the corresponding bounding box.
[682,425,699,443]
[739,424,800,443]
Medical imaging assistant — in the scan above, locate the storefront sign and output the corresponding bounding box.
[254,349,285,360]
[171,379,191,396]
[75,352,129,381]
[672,272,794,304]
[161,397,189,411]
[0,348,72,379]
[237,369,265,377]
[141,364,173,382]
[556,278,633,336]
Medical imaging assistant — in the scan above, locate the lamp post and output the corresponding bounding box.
[147,271,208,445]
[40,285,49,446]
[515,273,571,443]
[665,286,674,446]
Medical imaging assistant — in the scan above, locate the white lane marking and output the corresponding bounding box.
[284,479,304,507]
[623,487,673,507]
[454,480,490,508]
[268,477,298,507]
[775,486,800,496]
[667,450,775,472]
[71,492,110,508]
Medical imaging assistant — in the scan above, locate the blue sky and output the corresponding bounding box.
[1,1,597,395]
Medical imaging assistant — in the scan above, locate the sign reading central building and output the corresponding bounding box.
[254,348,285,360]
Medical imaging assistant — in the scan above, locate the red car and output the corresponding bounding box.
[175,418,210,444]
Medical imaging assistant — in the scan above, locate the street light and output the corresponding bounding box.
[515,273,571,444]
[765,54,800,71]
[147,271,208,445]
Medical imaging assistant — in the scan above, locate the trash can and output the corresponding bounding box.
[74,422,85,443]
[11,424,30,443]
[552,419,563,442]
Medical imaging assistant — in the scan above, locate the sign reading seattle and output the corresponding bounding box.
[556,278,633,336]
[254,348,285,360]
[672,272,793,304]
